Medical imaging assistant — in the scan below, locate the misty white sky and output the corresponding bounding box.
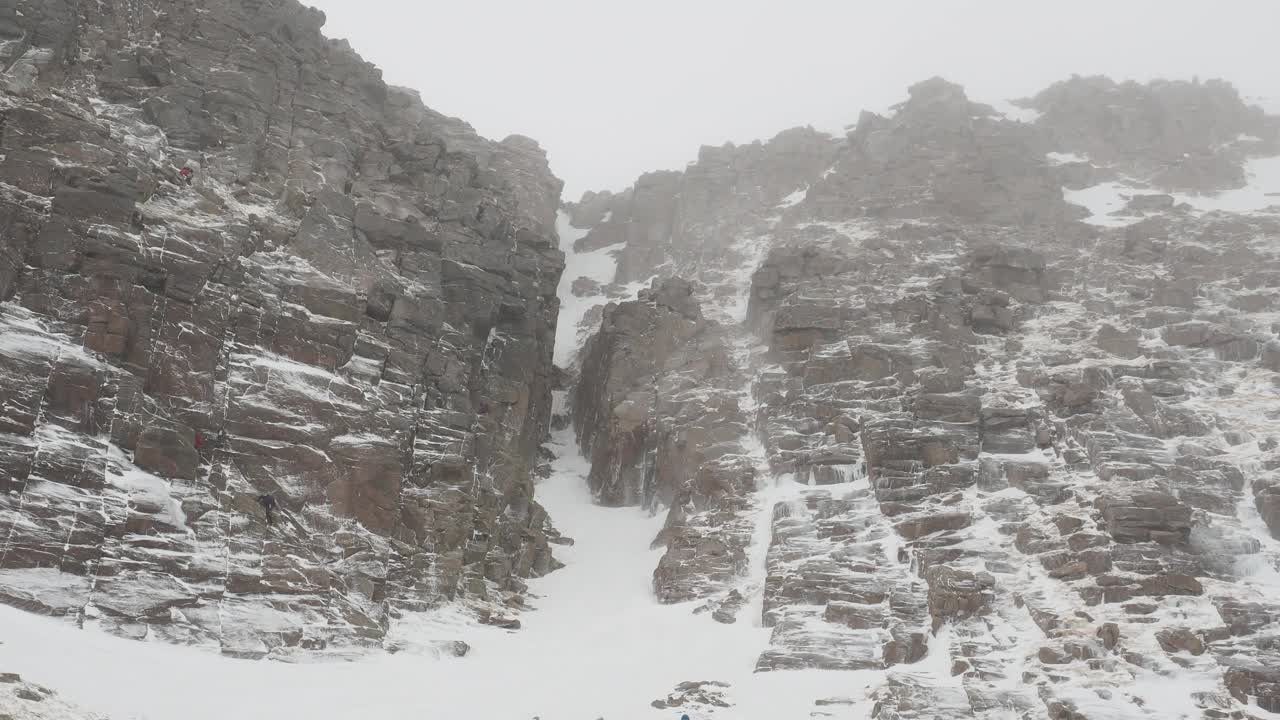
[305,0,1280,199]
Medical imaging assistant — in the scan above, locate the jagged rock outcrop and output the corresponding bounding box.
[0,0,565,657]
[565,127,840,284]
[569,278,762,604]
[650,680,732,712]
[799,77,1083,227]
[0,672,104,720]
[573,277,734,508]
[1028,75,1280,191]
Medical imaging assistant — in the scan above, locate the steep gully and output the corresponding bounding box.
[12,72,1280,718]
[0,211,910,720]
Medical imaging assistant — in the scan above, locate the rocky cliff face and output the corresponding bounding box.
[567,127,840,284]
[5,5,1280,714]
[0,0,566,657]
[566,78,1280,715]
[1028,75,1280,191]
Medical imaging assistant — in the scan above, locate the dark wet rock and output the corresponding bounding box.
[895,512,972,540]
[710,589,748,624]
[1097,622,1121,650]
[1156,627,1206,655]
[926,566,995,627]
[1095,324,1143,359]
[573,278,759,604]
[574,277,730,508]
[1254,475,1280,539]
[1223,659,1280,712]
[570,276,603,297]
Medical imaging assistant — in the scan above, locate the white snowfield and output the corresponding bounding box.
[1064,155,1280,226]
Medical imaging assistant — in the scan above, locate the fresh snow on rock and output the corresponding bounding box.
[991,98,1042,123]
[0,433,941,720]
[1046,151,1089,165]
[1063,181,1146,226]
[1066,155,1280,225]
[777,186,809,208]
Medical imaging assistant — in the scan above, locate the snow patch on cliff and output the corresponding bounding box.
[991,99,1042,123]
[554,210,620,367]
[1066,155,1280,225]
[1171,155,1280,212]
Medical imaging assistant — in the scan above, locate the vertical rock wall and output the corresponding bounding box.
[0,0,565,657]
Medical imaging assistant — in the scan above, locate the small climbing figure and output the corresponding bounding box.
[194,432,204,450]
[257,493,277,526]
[178,166,193,186]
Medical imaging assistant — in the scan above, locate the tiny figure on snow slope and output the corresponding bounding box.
[257,493,277,526]
[177,166,193,185]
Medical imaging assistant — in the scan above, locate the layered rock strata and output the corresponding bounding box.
[0,0,565,657]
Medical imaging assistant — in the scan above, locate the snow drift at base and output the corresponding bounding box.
[0,428,962,719]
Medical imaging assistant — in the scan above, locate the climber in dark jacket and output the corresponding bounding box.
[257,494,277,526]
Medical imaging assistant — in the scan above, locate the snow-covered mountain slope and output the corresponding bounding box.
[0,434,924,720]
[3,3,1280,719]
[552,76,1280,718]
[0,206,925,720]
